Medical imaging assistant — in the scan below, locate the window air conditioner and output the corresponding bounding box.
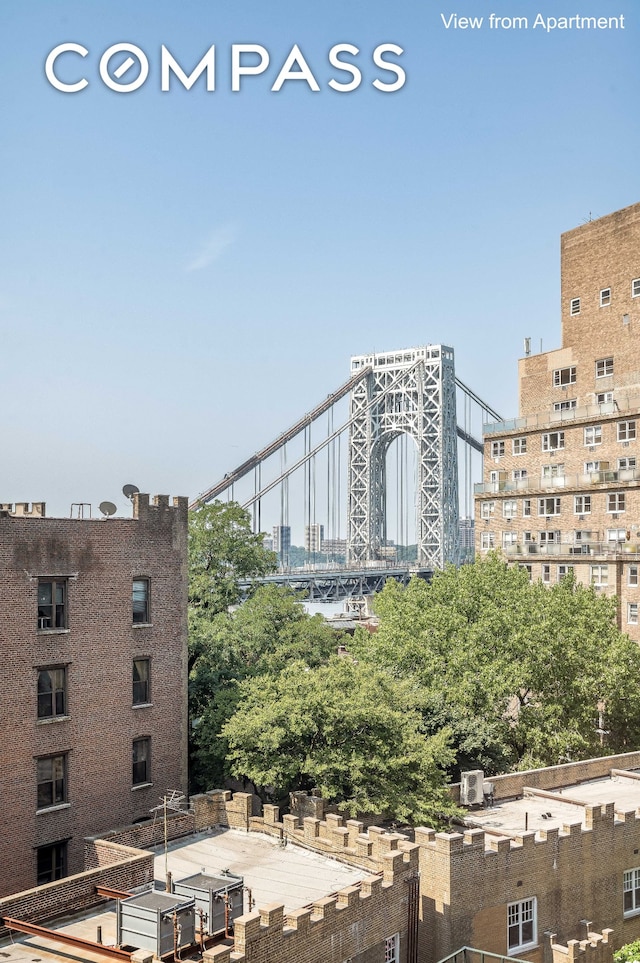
[460,770,485,806]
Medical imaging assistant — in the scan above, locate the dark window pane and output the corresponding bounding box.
[37,841,67,885]
[132,738,149,784]
[132,580,149,623]
[133,659,150,705]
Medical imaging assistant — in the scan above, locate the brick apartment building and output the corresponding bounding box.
[0,493,188,897]
[475,201,640,639]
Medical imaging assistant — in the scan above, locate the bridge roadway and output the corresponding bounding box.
[239,563,432,602]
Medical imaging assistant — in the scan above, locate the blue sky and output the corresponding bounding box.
[1,0,639,529]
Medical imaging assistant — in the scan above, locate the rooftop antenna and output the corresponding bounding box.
[524,337,531,357]
[123,484,140,500]
[98,501,117,518]
[150,790,187,892]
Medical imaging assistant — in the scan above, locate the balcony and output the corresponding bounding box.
[483,383,640,436]
[474,467,639,496]
[501,541,640,557]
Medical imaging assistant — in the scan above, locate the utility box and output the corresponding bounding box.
[117,889,195,956]
[173,871,244,935]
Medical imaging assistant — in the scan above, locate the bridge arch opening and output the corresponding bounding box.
[381,432,418,561]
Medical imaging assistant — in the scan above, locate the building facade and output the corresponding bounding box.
[0,493,189,896]
[475,202,640,639]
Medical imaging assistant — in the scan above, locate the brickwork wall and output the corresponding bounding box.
[0,493,189,895]
[83,810,195,864]
[0,839,153,940]
[418,805,640,963]
[475,203,640,640]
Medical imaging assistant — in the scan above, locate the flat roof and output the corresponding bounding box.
[0,828,366,963]
[466,770,640,841]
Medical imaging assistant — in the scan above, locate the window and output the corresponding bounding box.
[37,754,66,809]
[558,565,574,580]
[585,461,602,473]
[132,737,150,786]
[541,565,551,584]
[491,441,505,458]
[624,868,640,915]
[629,604,639,626]
[384,934,400,963]
[570,297,580,316]
[133,659,151,706]
[512,469,527,481]
[618,421,637,442]
[618,457,637,471]
[633,279,640,299]
[538,497,561,516]
[596,357,614,378]
[503,500,517,519]
[597,391,614,405]
[37,579,67,630]
[553,398,577,411]
[480,532,495,550]
[37,841,68,886]
[574,495,591,514]
[607,529,627,544]
[542,432,564,452]
[502,531,518,548]
[480,501,495,520]
[507,897,537,953]
[520,563,532,581]
[542,464,565,478]
[523,500,531,517]
[553,366,576,387]
[629,565,638,587]
[584,425,602,446]
[132,579,150,624]
[539,531,561,545]
[37,667,67,719]
[512,437,527,455]
[591,565,609,587]
[600,288,611,307]
[607,492,626,513]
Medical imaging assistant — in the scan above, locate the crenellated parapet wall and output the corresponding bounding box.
[419,803,640,962]
[202,859,417,963]
[549,929,614,963]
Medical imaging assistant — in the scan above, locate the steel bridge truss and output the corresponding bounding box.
[347,346,459,569]
[191,344,501,575]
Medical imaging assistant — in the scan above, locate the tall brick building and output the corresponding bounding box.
[0,493,188,897]
[476,201,640,639]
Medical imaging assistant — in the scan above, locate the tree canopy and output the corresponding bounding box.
[351,554,640,773]
[222,655,459,825]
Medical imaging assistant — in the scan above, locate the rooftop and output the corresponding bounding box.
[465,769,640,843]
[0,827,366,963]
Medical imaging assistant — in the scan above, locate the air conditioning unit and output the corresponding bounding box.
[460,770,485,806]
[624,442,631,448]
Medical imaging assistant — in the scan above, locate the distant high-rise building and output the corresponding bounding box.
[272,525,291,564]
[305,523,324,554]
[459,518,475,562]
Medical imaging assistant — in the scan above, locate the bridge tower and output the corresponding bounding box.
[347,345,459,569]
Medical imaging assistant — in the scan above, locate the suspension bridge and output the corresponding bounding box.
[190,345,500,600]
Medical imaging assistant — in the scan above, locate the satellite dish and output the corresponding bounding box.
[99,501,117,517]
[123,484,140,500]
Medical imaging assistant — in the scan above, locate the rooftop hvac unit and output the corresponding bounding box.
[173,871,244,936]
[460,769,485,806]
[116,890,195,957]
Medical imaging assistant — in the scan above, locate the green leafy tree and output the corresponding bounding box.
[352,555,640,774]
[222,655,460,826]
[614,940,640,963]
[189,584,338,792]
[188,501,276,618]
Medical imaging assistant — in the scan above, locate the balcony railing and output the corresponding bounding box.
[483,385,640,435]
[498,541,640,557]
[474,467,639,495]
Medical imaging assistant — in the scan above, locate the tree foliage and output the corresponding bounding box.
[188,501,277,617]
[222,655,460,826]
[351,554,640,774]
[614,940,640,963]
[189,584,337,792]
